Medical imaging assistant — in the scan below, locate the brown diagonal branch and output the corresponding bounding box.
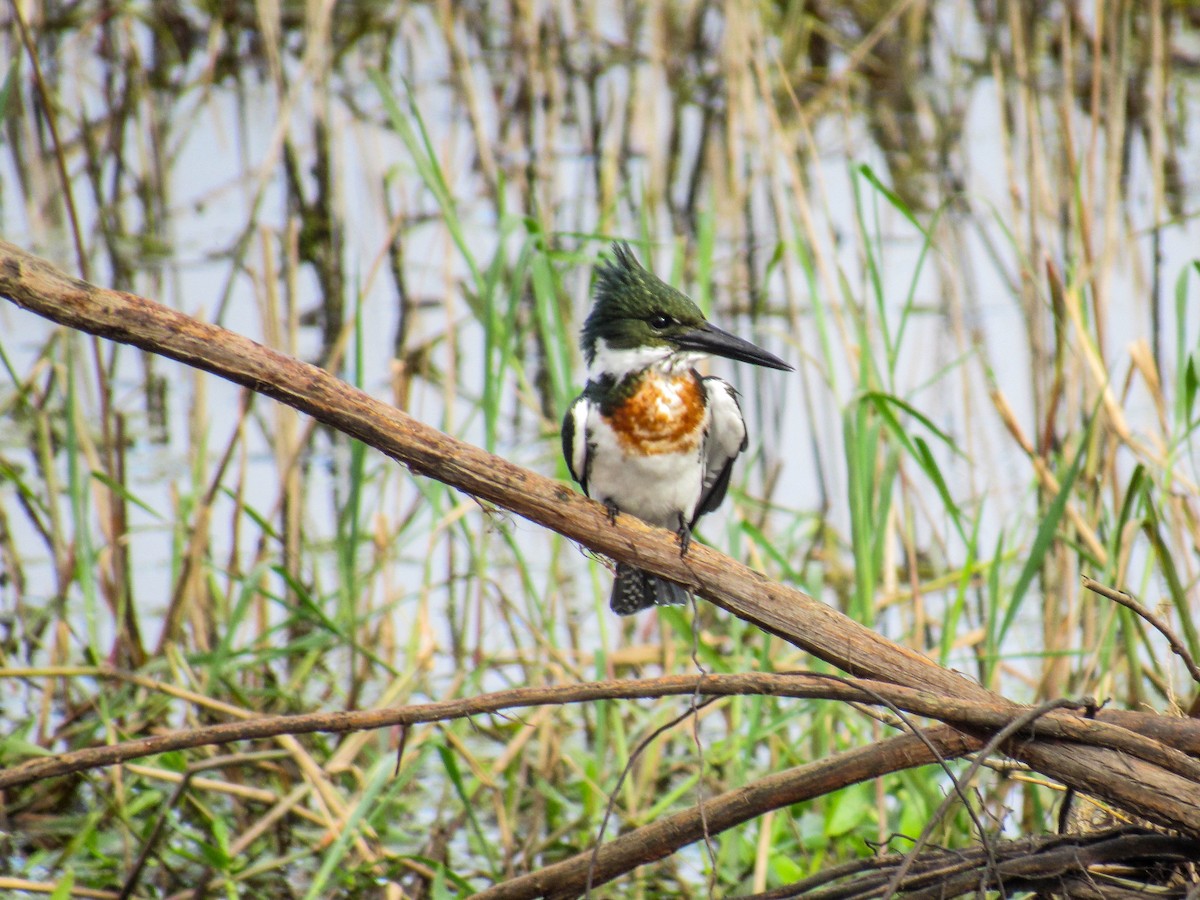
[2,240,1200,839]
[0,241,958,696]
[476,726,979,900]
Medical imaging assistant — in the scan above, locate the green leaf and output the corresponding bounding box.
[1185,355,1198,427]
[436,742,498,870]
[826,783,871,837]
[91,470,164,519]
[998,416,1093,643]
[914,434,965,537]
[861,391,965,458]
[0,59,17,128]
[857,163,927,235]
[770,853,805,884]
[49,870,74,900]
[304,756,397,900]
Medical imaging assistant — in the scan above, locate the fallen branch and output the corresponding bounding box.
[727,829,1200,900]
[4,670,1200,792]
[476,726,979,900]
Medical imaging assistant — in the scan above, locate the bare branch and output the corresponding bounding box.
[727,830,1200,900]
[1083,575,1200,687]
[477,726,979,900]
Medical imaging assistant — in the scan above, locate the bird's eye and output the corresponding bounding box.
[648,313,673,329]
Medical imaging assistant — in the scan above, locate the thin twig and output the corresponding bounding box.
[1083,575,1200,687]
[584,694,720,898]
[9,5,88,280]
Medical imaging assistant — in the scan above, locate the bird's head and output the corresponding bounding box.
[581,243,792,374]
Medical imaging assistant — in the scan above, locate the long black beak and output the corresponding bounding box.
[674,322,793,371]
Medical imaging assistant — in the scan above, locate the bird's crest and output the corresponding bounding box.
[581,243,705,362]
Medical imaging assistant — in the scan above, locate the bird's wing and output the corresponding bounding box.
[562,393,593,495]
[692,377,749,525]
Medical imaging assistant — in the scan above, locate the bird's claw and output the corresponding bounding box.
[676,518,692,558]
[604,499,620,526]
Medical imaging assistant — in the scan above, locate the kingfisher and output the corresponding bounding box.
[562,243,792,615]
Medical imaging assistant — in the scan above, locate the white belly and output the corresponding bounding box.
[586,415,705,529]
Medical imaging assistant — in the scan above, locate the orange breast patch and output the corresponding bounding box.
[604,372,706,455]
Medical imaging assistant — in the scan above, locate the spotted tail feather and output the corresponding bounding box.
[610,564,691,615]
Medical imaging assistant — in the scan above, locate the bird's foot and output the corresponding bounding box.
[676,517,692,558]
[603,499,620,526]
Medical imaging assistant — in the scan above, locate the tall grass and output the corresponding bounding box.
[1,1,1198,895]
